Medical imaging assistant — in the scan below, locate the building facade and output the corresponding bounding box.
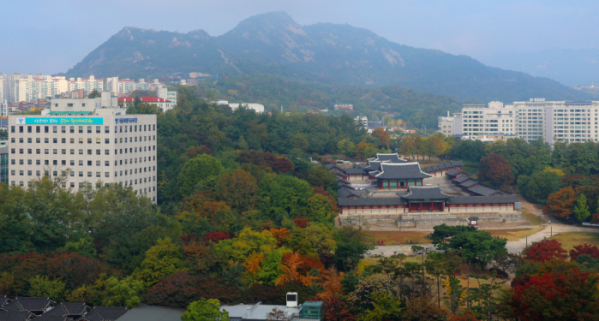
[118,96,174,112]
[0,144,7,183]
[440,99,599,144]
[7,97,157,202]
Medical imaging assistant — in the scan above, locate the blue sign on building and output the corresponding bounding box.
[18,117,104,125]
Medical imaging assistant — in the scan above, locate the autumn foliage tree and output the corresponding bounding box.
[215,168,258,214]
[478,154,513,189]
[569,243,599,260]
[543,186,577,219]
[523,239,568,263]
[502,268,599,320]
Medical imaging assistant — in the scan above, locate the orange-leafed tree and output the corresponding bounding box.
[523,239,568,263]
[269,228,291,245]
[244,252,265,275]
[543,186,577,220]
[478,154,514,189]
[570,243,599,260]
[372,127,390,149]
[275,252,319,287]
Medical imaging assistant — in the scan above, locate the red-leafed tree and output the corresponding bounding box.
[144,271,242,308]
[186,145,212,158]
[271,158,294,174]
[543,186,577,220]
[570,243,599,260]
[523,239,568,263]
[294,218,308,229]
[203,232,230,245]
[502,268,599,320]
[478,154,514,189]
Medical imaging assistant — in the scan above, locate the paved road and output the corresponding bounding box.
[368,223,599,257]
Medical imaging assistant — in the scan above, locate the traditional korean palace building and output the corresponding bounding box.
[331,153,523,228]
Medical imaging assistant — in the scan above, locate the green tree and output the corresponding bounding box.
[357,291,402,321]
[181,298,230,321]
[288,223,337,257]
[102,276,144,309]
[518,170,561,204]
[440,230,507,269]
[88,89,101,98]
[306,194,335,225]
[64,236,97,257]
[214,227,277,263]
[574,194,592,223]
[133,237,185,287]
[178,154,224,197]
[28,276,67,302]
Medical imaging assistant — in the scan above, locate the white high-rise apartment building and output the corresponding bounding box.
[106,77,163,95]
[7,92,157,203]
[441,99,599,145]
[67,76,104,93]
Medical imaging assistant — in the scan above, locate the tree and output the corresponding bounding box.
[402,295,446,321]
[570,243,599,260]
[333,226,374,272]
[440,230,507,268]
[28,275,66,302]
[478,154,513,189]
[181,298,230,321]
[543,186,577,220]
[275,252,319,286]
[88,89,101,98]
[102,276,144,309]
[574,194,592,222]
[518,170,561,204]
[502,268,599,320]
[523,239,567,263]
[265,308,290,321]
[288,224,337,257]
[305,194,335,226]
[372,128,390,149]
[132,237,185,287]
[216,168,258,214]
[64,236,97,257]
[356,291,402,321]
[178,154,224,197]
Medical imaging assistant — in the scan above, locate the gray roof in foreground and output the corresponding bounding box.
[115,305,183,321]
[221,304,300,320]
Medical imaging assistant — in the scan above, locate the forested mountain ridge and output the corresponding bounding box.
[64,12,589,102]
[198,73,462,129]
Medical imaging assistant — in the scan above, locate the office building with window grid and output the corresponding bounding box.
[7,95,157,203]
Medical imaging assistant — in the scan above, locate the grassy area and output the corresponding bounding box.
[549,232,599,251]
[487,228,542,241]
[522,209,543,226]
[368,231,431,245]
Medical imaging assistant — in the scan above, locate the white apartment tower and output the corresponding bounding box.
[441,99,599,145]
[7,92,157,203]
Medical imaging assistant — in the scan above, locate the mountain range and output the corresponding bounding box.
[64,12,590,102]
[483,47,599,87]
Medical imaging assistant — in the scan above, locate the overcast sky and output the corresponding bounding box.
[1,0,598,75]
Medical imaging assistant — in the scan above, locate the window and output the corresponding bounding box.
[44,138,49,143]
[70,160,75,165]
[53,126,57,133]
[105,172,110,177]
[70,126,74,133]
[96,172,101,178]
[87,126,92,133]
[10,126,14,133]
[53,138,58,143]
[105,149,109,155]
[105,138,109,144]
[87,149,92,155]
[79,138,83,144]
[105,126,110,134]
[70,182,75,188]
[96,126,101,133]
[44,149,49,154]
[53,149,58,154]
[62,138,66,143]
[105,161,109,166]
[96,138,101,144]
[70,149,75,154]
[96,149,101,155]
[79,171,83,177]
[79,126,83,133]
[61,149,66,154]
[27,149,32,154]
[88,138,92,144]
[79,149,83,155]
[61,126,66,133]
[87,172,92,177]
[87,160,92,166]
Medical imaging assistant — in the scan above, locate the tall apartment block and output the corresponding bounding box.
[7,92,157,202]
[439,99,599,145]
